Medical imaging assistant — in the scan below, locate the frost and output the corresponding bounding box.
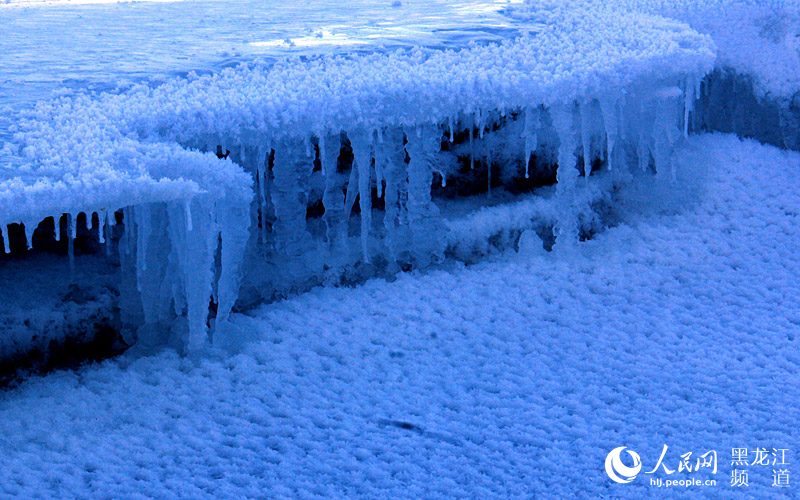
[0,4,717,350]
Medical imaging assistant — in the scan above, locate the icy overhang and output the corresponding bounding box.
[508,0,800,100]
[3,7,714,228]
[0,7,716,350]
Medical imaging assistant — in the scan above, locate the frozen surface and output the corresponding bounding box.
[507,0,800,99]
[0,0,717,349]
[0,0,518,148]
[0,134,797,496]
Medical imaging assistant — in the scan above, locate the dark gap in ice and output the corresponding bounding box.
[696,68,800,150]
[0,318,128,389]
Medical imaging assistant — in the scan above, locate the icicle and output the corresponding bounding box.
[550,104,580,249]
[637,132,650,173]
[216,192,251,331]
[136,206,149,276]
[255,162,264,243]
[85,211,93,231]
[271,141,312,257]
[599,98,618,171]
[23,221,34,250]
[469,125,475,170]
[98,210,106,244]
[580,101,593,178]
[320,134,345,249]
[164,203,186,318]
[54,214,61,242]
[318,136,328,177]
[378,128,407,264]
[343,163,359,222]
[372,130,384,199]
[350,130,373,263]
[119,208,131,257]
[441,173,446,188]
[404,124,445,267]
[523,106,539,179]
[177,197,218,352]
[256,144,268,245]
[652,97,678,180]
[184,200,193,232]
[477,110,485,139]
[487,145,492,195]
[448,116,455,142]
[1,226,7,254]
[67,214,75,273]
[70,212,78,239]
[683,76,697,139]
[102,211,111,256]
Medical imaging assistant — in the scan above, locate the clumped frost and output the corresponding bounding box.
[1,5,716,349]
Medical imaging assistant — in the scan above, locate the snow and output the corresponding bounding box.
[0,134,797,496]
[0,0,518,149]
[0,0,797,493]
[508,0,800,99]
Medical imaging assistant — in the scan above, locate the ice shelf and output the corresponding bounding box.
[0,4,716,350]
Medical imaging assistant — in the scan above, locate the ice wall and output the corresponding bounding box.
[1,4,716,350]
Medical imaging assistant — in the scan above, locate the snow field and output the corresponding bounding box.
[0,134,796,497]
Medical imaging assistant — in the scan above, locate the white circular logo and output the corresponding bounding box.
[605,446,642,484]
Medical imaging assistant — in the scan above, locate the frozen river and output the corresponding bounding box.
[0,0,523,149]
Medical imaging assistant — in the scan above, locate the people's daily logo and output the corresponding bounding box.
[605,446,642,484]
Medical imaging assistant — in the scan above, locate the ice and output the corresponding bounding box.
[378,128,409,265]
[580,102,594,178]
[508,1,800,149]
[0,1,718,349]
[23,222,34,250]
[599,98,619,171]
[271,142,312,258]
[349,130,374,263]
[522,106,539,179]
[67,214,75,272]
[405,125,446,266]
[2,134,798,498]
[178,200,217,351]
[320,135,346,251]
[551,104,580,248]
[215,197,251,330]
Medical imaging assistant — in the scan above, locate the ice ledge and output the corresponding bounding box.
[1,9,716,350]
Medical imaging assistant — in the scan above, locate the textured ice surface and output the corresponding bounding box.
[0,134,796,497]
[0,3,716,348]
[507,0,800,99]
[507,0,800,150]
[0,0,518,148]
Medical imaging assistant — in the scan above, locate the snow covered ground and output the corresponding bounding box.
[0,134,796,496]
[0,0,798,496]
